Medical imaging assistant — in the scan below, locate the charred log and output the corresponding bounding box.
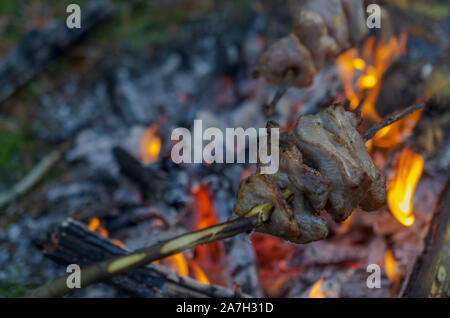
[400,179,450,298]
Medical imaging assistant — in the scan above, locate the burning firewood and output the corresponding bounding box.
[27,102,426,298]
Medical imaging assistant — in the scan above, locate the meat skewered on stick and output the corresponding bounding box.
[260,0,368,116]
[28,102,425,298]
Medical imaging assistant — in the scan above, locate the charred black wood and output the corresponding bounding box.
[37,218,241,298]
[0,0,113,104]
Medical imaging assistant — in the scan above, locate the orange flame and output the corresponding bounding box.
[336,32,407,122]
[192,185,219,231]
[87,217,100,231]
[387,147,423,226]
[87,217,124,247]
[251,234,299,297]
[140,124,162,164]
[384,249,400,284]
[152,185,226,285]
[154,254,212,284]
[308,276,325,298]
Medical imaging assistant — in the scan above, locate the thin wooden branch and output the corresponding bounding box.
[399,179,450,297]
[28,103,426,297]
[28,191,284,297]
[361,102,425,141]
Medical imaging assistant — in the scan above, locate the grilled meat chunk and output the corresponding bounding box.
[257,0,367,87]
[317,105,386,211]
[293,104,386,221]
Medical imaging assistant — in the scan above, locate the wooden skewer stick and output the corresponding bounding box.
[28,102,426,298]
[361,102,425,141]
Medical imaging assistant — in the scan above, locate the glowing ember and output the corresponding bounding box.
[153,185,226,285]
[387,147,424,226]
[384,249,400,284]
[140,124,162,164]
[87,217,100,231]
[308,276,325,298]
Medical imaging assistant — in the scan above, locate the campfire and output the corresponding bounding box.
[0,0,448,299]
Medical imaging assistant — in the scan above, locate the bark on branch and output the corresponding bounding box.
[28,103,426,298]
[0,0,113,104]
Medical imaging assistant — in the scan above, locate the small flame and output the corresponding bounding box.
[87,217,124,247]
[335,214,352,237]
[384,249,400,284]
[158,253,189,277]
[155,253,212,284]
[387,147,424,226]
[358,66,377,89]
[336,48,361,110]
[308,276,325,298]
[87,217,100,231]
[192,185,219,231]
[140,124,162,164]
[336,32,407,122]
